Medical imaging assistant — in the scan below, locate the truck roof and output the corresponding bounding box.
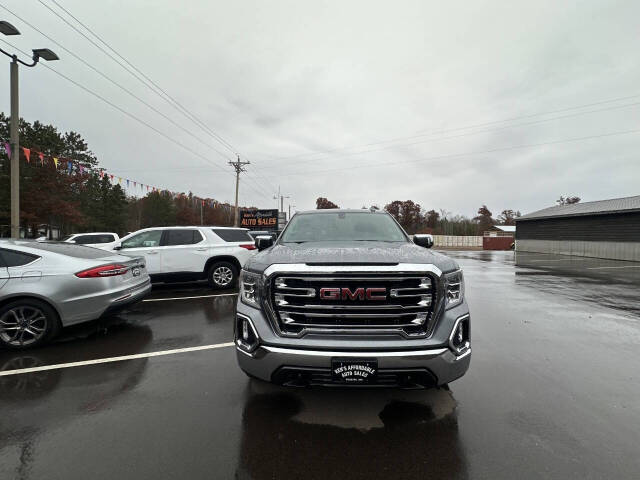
[295,209,384,215]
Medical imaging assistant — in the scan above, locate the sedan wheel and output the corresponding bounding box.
[0,300,59,349]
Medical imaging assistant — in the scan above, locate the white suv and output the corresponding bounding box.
[60,232,120,250]
[113,226,257,288]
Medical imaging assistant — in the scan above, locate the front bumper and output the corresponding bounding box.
[235,298,471,387]
[237,343,470,387]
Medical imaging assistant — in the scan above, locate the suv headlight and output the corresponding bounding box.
[240,270,262,307]
[444,269,464,309]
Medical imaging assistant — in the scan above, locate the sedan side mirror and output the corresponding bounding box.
[255,235,274,251]
[113,244,123,251]
[413,234,434,249]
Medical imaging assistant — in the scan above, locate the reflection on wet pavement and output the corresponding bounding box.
[0,251,639,479]
[238,385,465,480]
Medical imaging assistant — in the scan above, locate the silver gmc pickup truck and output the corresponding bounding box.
[235,209,470,388]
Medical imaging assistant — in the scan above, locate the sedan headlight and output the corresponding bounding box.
[240,270,263,307]
[444,270,464,309]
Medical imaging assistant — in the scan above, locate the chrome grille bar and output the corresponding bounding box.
[270,270,438,337]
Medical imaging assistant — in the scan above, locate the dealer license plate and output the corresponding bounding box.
[331,358,378,384]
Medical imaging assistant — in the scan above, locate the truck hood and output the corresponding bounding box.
[245,241,459,273]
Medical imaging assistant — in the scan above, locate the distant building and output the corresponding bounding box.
[485,225,516,236]
[515,195,640,261]
[483,225,515,250]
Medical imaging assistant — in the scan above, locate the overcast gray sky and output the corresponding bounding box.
[1,0,639,217]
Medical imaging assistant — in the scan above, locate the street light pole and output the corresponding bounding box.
[9,57,18,239]
[0,21,59,238]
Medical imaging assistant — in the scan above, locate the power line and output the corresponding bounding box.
[262,92,640,164]
[40,0,238,155]
[259,127,640,178]
[40,0,279,195]
[0,3,234,162]
[252,100,640,171]
[0,38,271,202]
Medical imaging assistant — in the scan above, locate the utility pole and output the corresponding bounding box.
[229,155,250,227]
[288,204,295,220]
[273,186,290,215]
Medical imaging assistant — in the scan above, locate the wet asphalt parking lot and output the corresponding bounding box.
[1,250,639,480]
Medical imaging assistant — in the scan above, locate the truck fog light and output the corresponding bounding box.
[449,315,470,354]
[235,314,259,353]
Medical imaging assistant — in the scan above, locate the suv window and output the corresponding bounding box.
[121,230,163,248]
[164,229,203,246]
[95,234,116,243]
[73,235,94,244]
[212,228,253,242]
[0,248,40,267]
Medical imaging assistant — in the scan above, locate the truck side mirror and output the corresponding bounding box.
[255,235,274,251]
[413,234,434,249]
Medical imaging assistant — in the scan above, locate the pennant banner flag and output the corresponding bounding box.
[1,139,223,205]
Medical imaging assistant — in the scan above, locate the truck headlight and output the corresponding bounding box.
[444,270,464,309]
[240,270,262,307]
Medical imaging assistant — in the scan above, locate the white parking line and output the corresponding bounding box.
[143,293,238,302]
[0,342,235,377]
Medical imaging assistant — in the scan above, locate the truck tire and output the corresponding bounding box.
[207,261,238,289]
[0,298,61,350]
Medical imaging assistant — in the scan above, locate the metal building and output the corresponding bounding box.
[515,195,640,261]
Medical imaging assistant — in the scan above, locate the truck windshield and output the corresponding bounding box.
[280,212,407,243]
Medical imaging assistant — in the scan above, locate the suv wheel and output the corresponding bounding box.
[0,299,60,350]
[207,261,238,289]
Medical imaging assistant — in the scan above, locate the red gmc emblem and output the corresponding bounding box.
[319,287,387,301]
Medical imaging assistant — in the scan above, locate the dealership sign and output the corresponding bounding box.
[240,209,279,229]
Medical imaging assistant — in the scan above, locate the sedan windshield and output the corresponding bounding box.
[280,212,407,243]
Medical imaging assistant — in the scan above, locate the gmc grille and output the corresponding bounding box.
[269,273,437,337]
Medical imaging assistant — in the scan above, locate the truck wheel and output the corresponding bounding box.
[0,299,60,350]
[207,261,238,289]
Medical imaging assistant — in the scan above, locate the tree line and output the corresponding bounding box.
[0,114,245,238]
[316,196,521,235]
